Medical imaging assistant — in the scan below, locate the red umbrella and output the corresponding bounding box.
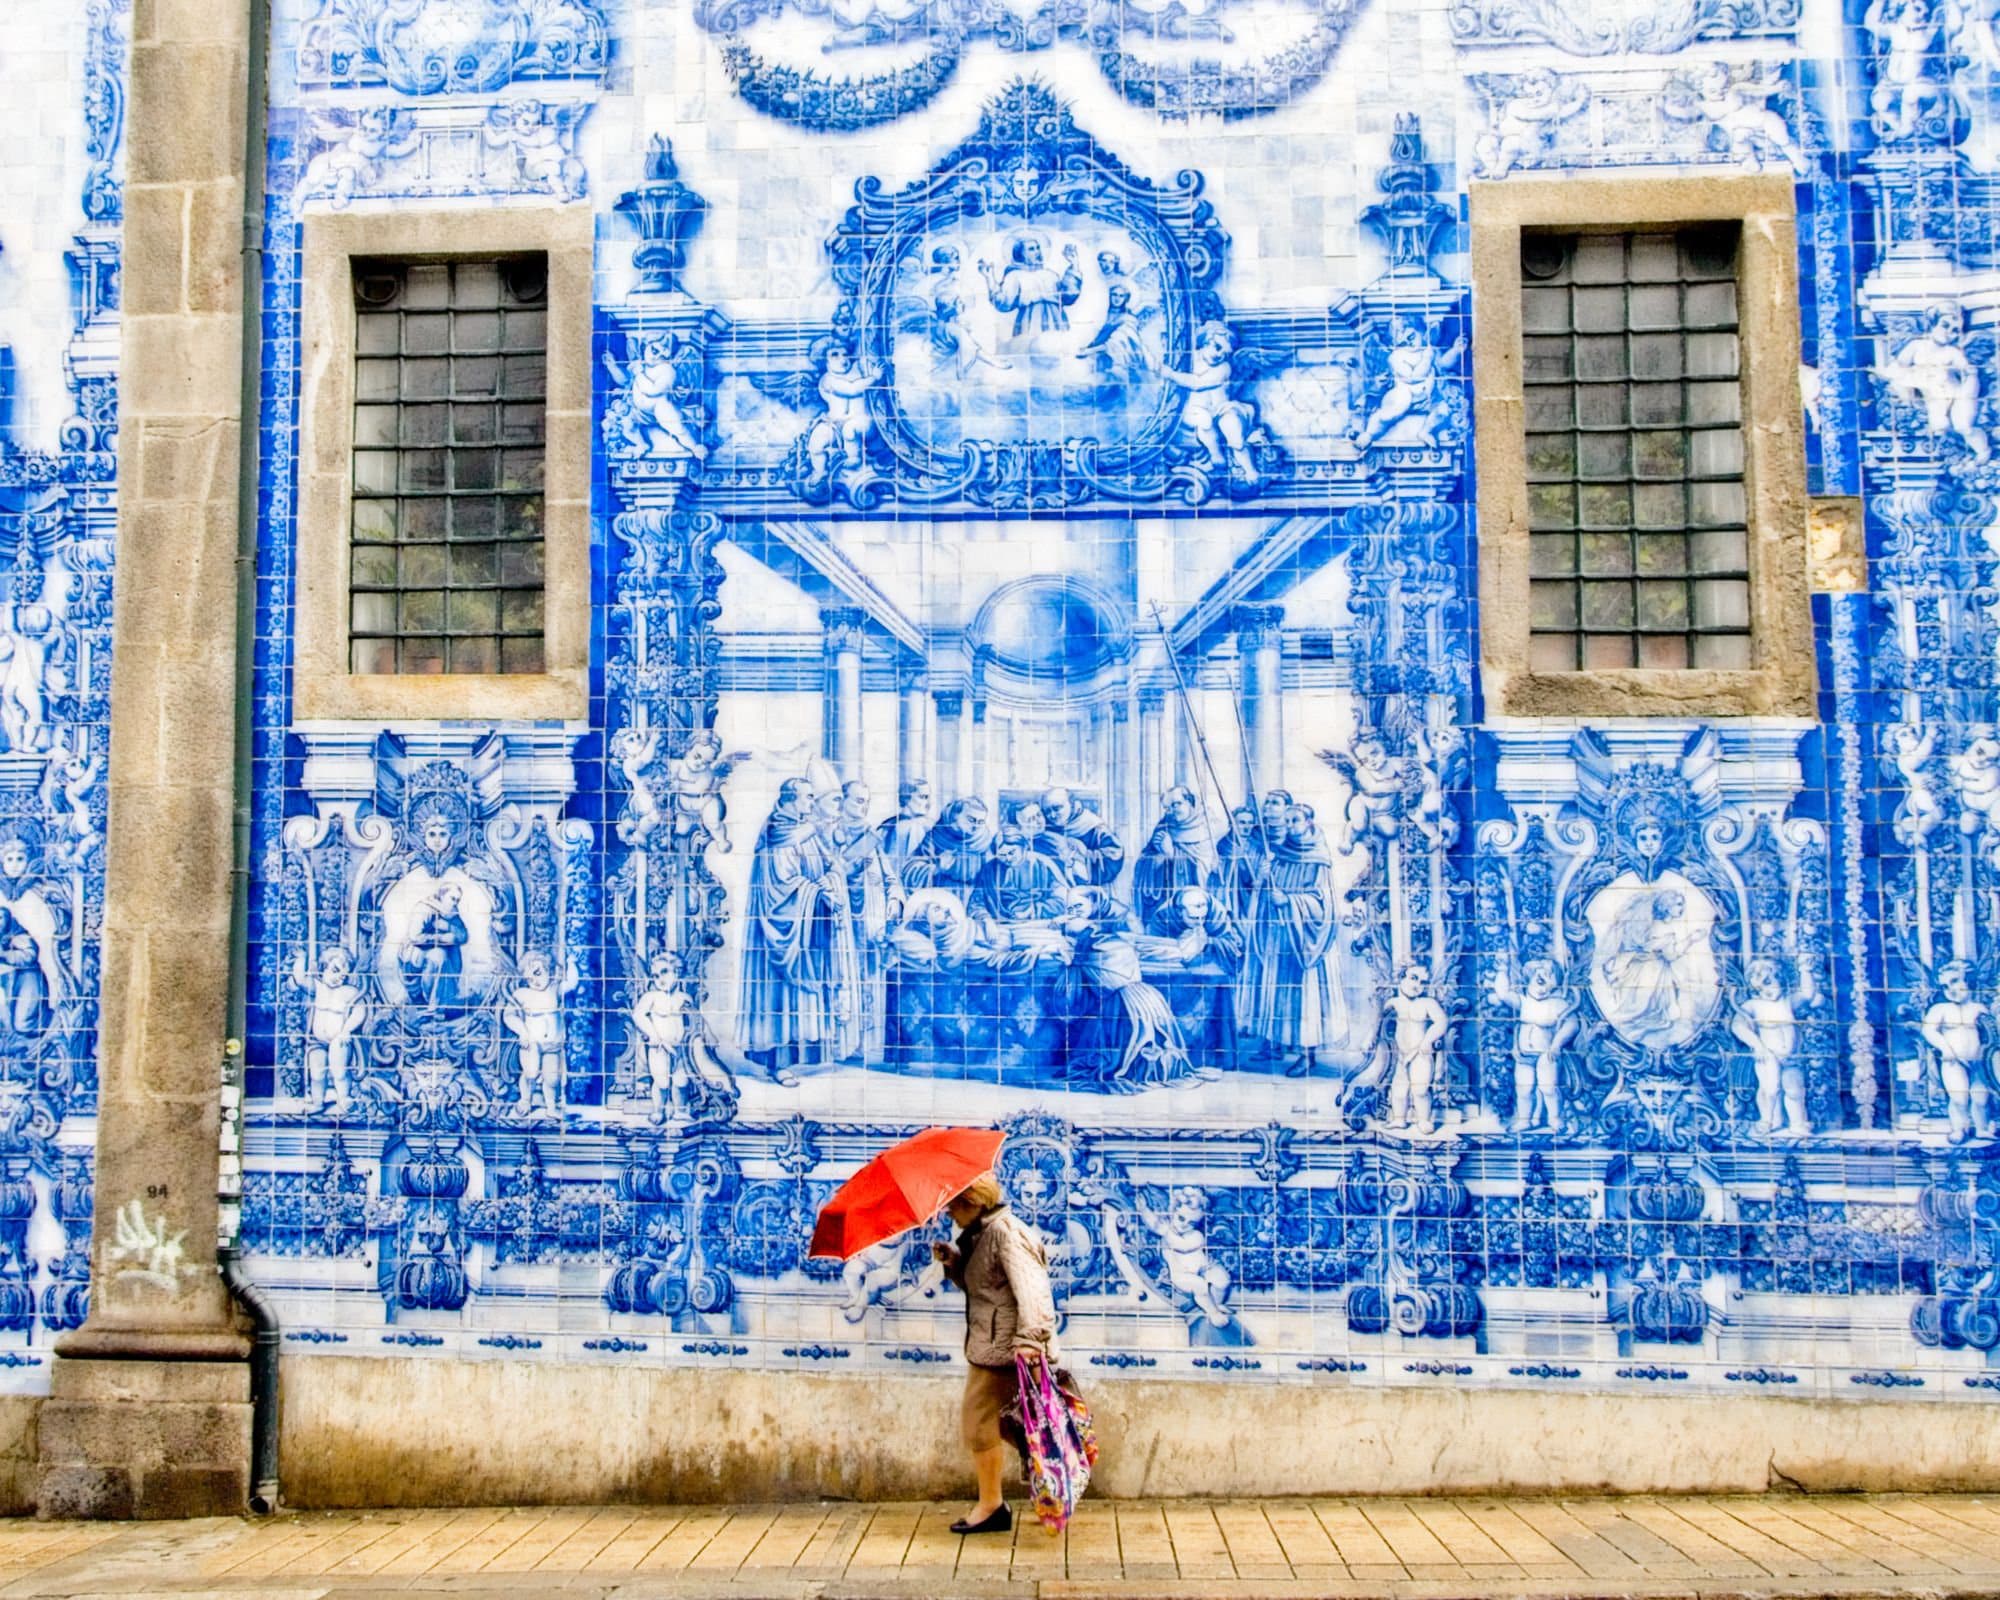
[809,1126,1006,1260]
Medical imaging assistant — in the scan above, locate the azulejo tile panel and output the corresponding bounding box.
[0,0,1987,1403]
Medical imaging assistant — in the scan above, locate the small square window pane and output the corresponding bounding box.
[1628,234,1680,281]
[400,450,447,491]
[1685,281,1737,326]
[353,451,398,495]
[1572,236,1627,283]
[358,406,396,450]
[404,314,449,355]
[1637,580,1690,630]
[352,499,397,543]
[451,498,498,540]
[1638,634,1691,668]
[401,545,446,588]
[1631,383,1682,425]
[1630,335,1683,380]
[1574,287,1625,333]
[500,636,546,673]
[1690,480,1746,526]
[1629,285,1681,330]
[448,589,499,633]
[455,311,502,353]
[1523,338,1573,383]
[1581,582,1634,629]
[1635,534,1689,576]
[503,309,548,350]
[1693,632,1752,669]
[453,403,499,445]
[455,356,501,397]
[401,639,448,674]
[1688,381,1741,424]
[503,354,546,396]
[454,451,499,492]
[1527,433,1576,478]
[500,449,544,491]
[1575,336,1626,379]
[1526,388,1573,429]
[450,544,499,586]
[1529,485,1575,530]
[351,639,398,674]
[500,589,543,631]
[400,404,448,446]
[1579,434,1628,477]
[351,593,397,635]
[1692,578,1750,630]
[1689,428,1744,477]
[350,546,397,588]
[1579,532,1632,576]
[499,542,545,585]
[356,314,400,356]
[455,262,501,307]
[1577,385,1626,426]
[1530,582,1577,629]
[1579,483,1632,527]
[1522,287,1570,332]
[1632,431,1687,478]
[404,357,448,399]
[502,402,544,444]
[403,498,446,540]
[403,265,450,307]
[1583,634,1635,668]
[356,360,400,402]
[1685,332,1740,379]
[504,496,543,535]
[1635,483,1686,528]
[448,636,499,673]
[1530,632,1578,670]
[1691,528,1748,574]
[400,590,445,632]
[1530,535,1575,577]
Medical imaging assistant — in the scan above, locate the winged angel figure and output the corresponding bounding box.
[297,106,418,210]
[1161,321,1288,488]
[753,339,886,502]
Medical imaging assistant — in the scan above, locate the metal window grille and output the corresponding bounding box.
[348,255,548,675]
[1521,225,1752,672]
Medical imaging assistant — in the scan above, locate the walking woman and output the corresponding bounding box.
[933,1172,1058,1534]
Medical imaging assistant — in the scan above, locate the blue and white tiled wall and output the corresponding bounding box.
[0,0,123,1395]
[17,0,2000,1404]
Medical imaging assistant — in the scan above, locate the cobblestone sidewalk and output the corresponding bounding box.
[11,1494,2000,1598]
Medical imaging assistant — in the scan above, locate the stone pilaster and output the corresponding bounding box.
[39,0,254,1518]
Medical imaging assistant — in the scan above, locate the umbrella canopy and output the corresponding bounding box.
[808,1126,1006,1260]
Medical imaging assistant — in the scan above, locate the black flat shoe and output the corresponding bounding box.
[950,1505,1012,1535]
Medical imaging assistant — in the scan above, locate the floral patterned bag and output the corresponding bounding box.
[1008,1354,1098,1533]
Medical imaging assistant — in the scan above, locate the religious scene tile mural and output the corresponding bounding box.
[22,0,2000,1407]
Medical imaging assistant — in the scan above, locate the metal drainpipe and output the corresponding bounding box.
[218,0,280,1517]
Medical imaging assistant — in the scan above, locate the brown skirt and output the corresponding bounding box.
[960,1361,1018,1451]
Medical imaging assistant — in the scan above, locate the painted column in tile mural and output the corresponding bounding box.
[133,0,2000,1418]
[0,2,129,1394]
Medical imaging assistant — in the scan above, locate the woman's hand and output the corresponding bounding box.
[1013,1342,1045,1364]
[931,1242,960,1267]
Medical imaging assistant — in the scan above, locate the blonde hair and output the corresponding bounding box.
[955,1173,1003,1212]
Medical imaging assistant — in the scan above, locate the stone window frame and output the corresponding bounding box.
[295,206,593,721]
[1470,174,1814,719]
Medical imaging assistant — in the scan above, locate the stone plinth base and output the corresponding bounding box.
[35,1357,251,1519]
[276,1354,2000,1507]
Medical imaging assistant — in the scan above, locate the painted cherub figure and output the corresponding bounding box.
[1921,959,1996,1143]
[1341,733,1409,848]
[1885,722,1945,847]
[300,106,417,209]
[802,341,882,489]
[601,334,708,460]
[1951,727,2000,838]
[292,945,366,1112]
[1351,317,1466,450]
[1876,306,1991,463]
[1160,321,1278,485]
[482,100,587,202]
[1489,957,1578,1134]
[1135,1185,1238,1335]
[631,950,738,1126]
[1731,957,1810,1137]
[504,950,578,1116]
[1384,962,1451,1135]
[1474,70,1589,180]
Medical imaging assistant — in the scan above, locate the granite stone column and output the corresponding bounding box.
[1235,605,1286,798]
[39,0,255,1518]
[821,608,866,779]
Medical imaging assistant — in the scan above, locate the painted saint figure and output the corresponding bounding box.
[978,235,1083,337]
[1237,801,1343,1071]
[904,797,995,893]
[1042,787,1125,887]
[1077,285,1152,382]
[1133,785,1219,933]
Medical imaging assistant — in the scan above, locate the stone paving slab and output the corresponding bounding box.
[9,1496,2000,1599]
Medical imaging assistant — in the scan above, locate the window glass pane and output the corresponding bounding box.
[1519,223,1749,672]
[348,255,548,674]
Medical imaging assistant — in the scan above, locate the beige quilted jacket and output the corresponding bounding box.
[949,1205,1060,1368]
